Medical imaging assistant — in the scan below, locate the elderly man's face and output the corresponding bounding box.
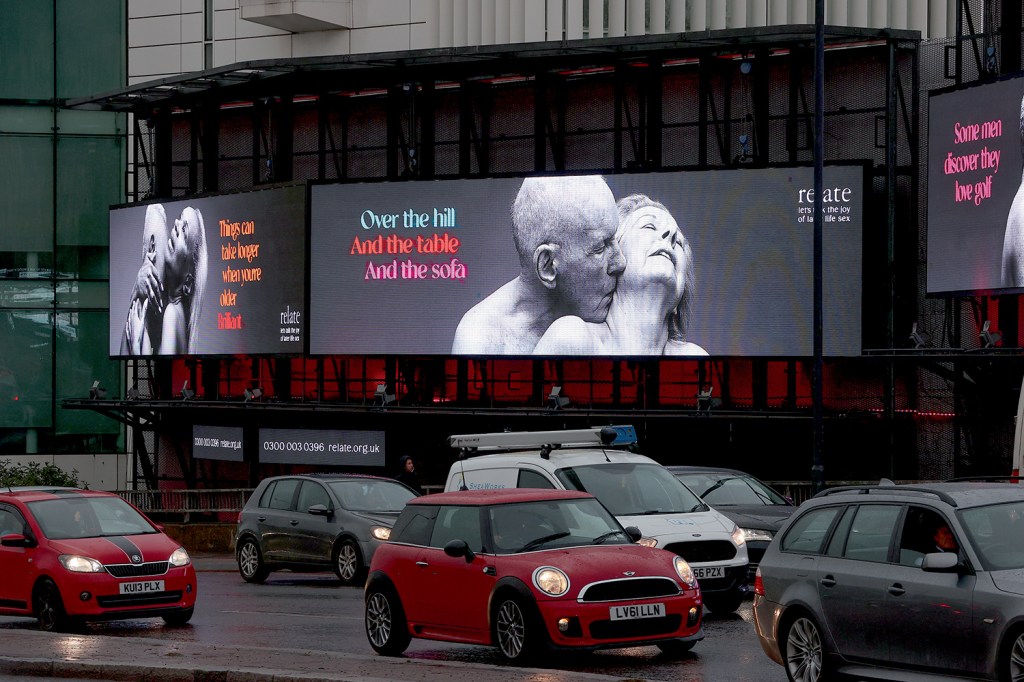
[558,194,625,323]
[617,205,687,299]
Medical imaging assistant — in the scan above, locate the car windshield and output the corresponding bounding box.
[327,479,417,513]
[960,501,1024,570]
[676,472,787,506]
[555,463,706,516]
[487,497,630,554]
[28,496,158,540]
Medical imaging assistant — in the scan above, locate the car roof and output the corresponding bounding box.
[265,473,396,483]
[666,465,750,477]
[813,481,1024,510]
[410,489,594,506]
[456,449,655,470]
[0,487,113,503]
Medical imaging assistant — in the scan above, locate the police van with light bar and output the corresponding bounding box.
[444,425,750,613]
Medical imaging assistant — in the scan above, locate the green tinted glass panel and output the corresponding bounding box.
[0,0,55,100]
[56,281,108,308]
[56,245,109,279]
[0,280,54,308]
[0,308,53,428]
[0,135,54,252]
[56,310,119,435]
[0,106,53,134]
[56,0,125,99]
[57,136,124,246]
[56,110,126,136]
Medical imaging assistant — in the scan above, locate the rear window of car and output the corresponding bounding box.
[780,505,842,554]
[262,479,299,511]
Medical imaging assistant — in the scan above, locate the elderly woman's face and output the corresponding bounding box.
[617,205,687,297]
[168,207,198,283]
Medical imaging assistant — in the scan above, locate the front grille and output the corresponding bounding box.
[105,562,168,578]
[96,591,183,608]
[662,540,736,563]
[579,577,680,603]
[589,614,682,640]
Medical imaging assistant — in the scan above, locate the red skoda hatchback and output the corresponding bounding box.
[365,489,703,661]
[0,487,197,631]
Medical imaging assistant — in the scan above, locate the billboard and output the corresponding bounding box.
[927,74,1024,295]
[109,185,306,357]
[259,428,385,467]
[310,167,864,356]
[192,425,244,461]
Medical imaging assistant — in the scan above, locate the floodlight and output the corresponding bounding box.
[126,385,140,401]
[697,386,721,413]
[980,320,1001,348]
[909,323,931,349]
[181,380,195,401]
[548,386,570,410]
[89,380,107,400]
[244,387,263,402]
[373,383,395,407]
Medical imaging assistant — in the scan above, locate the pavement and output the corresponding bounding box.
[0,555,623,682]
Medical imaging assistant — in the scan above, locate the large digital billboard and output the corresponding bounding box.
[927,73,1024,295]
[109,185,306,356]
[310,167,864,356]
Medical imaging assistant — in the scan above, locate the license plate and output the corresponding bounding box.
[119,580,164,595]
[609,603,665,621]
[692,566,724,580]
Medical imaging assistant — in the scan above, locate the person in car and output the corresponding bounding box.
[933,523,959,553]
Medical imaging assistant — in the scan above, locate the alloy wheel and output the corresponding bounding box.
[239,541,260,578]
[496,599,526,659]
[366,592,392,648]
[785,616,823,682]
[337,543,357,581]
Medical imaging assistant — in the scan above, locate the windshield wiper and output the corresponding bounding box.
[520,532,569,552]
[700,476,739,499]
[591,530,627,545]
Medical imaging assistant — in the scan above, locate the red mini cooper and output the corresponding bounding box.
[0,487,197,631]
[365,489,703,661]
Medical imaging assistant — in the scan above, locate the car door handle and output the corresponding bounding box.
[888,584,905,596]
[290,520,299,526]
[257,516,266,522]
[416,561,429,567]
[820,575,836,588]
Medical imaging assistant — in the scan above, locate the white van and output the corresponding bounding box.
[444,425,750,613]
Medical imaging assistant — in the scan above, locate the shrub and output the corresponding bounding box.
[0,460,82,488]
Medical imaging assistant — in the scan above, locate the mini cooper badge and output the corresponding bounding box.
[623,571,636,577]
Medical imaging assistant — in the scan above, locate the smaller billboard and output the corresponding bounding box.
[109,185,307,356]
[259,428,385,467]
[927,73,1024,294]
[192,425,245,461]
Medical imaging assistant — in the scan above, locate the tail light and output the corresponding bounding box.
[236,512,242,524]
[754,567,765,597]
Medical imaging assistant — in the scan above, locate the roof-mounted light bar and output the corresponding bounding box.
[448,425,637,452]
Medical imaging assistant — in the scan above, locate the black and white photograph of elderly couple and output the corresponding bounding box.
[451,175,709,357]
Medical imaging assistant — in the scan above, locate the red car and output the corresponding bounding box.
[0,487,197,631]
[365,489,703,661]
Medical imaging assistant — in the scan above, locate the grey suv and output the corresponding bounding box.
[235,474,418,586]
[754,481,1024,682]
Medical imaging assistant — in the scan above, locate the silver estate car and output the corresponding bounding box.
[235,473,418,586]
[754,481,1024,682]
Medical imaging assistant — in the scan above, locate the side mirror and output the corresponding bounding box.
[624,526,642,543]
[443,538,475,563]
[1,533,35,548]
[921,551,961,573]
[308,504,330,516]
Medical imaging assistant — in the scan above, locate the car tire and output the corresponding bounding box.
[334,539,364,586]
[237,537,269,584]
[162,607,194,627]
[782,612,833,682]
[365,587,411,656]
[34,579,70,632]
[703,591,743,614]
[1000,626,1024,682]
[493,595,542,662]
[656,639,696,656]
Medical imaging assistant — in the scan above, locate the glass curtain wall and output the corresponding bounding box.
[0,0,125,454]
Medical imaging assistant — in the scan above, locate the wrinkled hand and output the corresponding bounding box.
[132,261,163,314]
[124,298,148,355]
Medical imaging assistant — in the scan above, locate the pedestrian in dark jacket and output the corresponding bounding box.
[395,455,423,494]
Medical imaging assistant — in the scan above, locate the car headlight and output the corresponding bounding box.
[742,528,773,543]
[533,566,570,596]
[371,526,391,541]
[169,547,191,567]
[636,536,658,548]
[731,525,746,547]
[673,556,697,588]
[59,554,104,573]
